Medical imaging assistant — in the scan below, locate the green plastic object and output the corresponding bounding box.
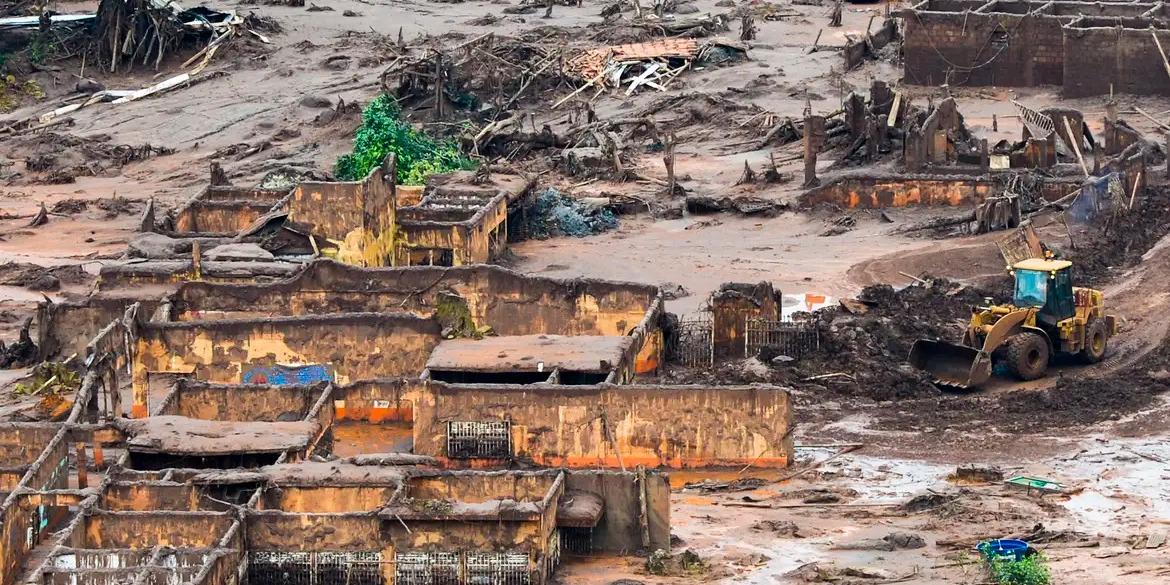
[1005,476,1064,492]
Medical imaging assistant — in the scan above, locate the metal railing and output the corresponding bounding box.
[744,318,819,359]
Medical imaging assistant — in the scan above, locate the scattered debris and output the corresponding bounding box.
[518,188,618,239]
[0,262,88,292]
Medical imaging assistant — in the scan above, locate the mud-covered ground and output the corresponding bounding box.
[4,0,1170,583]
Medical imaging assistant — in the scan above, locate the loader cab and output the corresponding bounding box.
[1012,259,1075,324]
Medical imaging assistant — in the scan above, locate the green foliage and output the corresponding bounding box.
[435,292,492,339]
[14,362,81,396]
[334,95,474,185]
[27,34,51,65]
[989,554,1051,585]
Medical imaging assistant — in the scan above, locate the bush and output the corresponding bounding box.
[989,554,1051,585]
[334,95,474,185]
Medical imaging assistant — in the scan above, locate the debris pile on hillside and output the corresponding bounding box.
[4,132,173,184]
[562,38,746,99]
[1065,183,1170,287]
[381,34,566,120]
[0,262,90,292]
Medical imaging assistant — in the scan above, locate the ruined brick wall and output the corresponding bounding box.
[408,472,556,503]
[408,381,794,469]
[173,201,276,234]
[80,511,234,548]
[258,486,398,512]
[905,12,1044,85]
[171,261,661,338]
[36,298,162,362]
[102,483,232,512]
[802,175,994,208]
[902,2,1067,87]
[131,314,441,417]
[565,471,671,553]
[1063,22,1170,97]
[289,159,397,267]
[843,18,899,70]
[95,261,299,291]
[159,380,319,422]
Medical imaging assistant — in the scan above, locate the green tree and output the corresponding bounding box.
[334,95,474,185]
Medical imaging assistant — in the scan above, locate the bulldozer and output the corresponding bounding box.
[909,258,1116,388]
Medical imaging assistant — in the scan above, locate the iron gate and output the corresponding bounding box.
[744,318,819,359]
[446,421,512,459]
[676,314,713,367]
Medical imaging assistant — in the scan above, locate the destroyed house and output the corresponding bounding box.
[5,365,672,585]
[902,0,1170,96]
[122,260,664,415]
[169,182,290,236]
[395,172,535,267]
[18,452,668,585]
[154,376,794,470]
[151,163,533,272]
[116,382,335,470]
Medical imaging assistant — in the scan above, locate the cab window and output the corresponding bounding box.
[1014,269,1048,307]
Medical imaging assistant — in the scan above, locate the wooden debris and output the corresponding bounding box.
[28,203,49,227]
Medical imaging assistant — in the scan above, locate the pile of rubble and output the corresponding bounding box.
[3,132,173,184]
[516,187,619,239]
[773,278,996,401]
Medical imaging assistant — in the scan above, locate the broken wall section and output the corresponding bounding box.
[287,156,397,267]
[130,312,441,417]
[328,379,794,470]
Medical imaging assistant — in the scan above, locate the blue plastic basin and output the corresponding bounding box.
[977,539,1030,561]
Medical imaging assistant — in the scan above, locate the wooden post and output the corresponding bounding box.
[803,113,826,187]
[75,443,88,489]
[1062,117,1089,177]
[663,133,676,196]
[1152,30,1170,82]
[433,52,445,121]
[191,240,202,280]
[637,465,651,551]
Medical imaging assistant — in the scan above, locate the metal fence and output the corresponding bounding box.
[395,551,531,585]
[465,552,531,585]
[396,552,461,585]
[676,314,714,367]
[447,421,512,459]
[248,551,383,585]
[744,318,820,359]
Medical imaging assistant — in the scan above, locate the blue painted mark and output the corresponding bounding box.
[242,364,334,385]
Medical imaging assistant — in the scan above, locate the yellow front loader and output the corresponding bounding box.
[910,259,1116,388]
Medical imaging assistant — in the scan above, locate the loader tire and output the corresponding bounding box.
[1079,319,1108,364]
[1005,332,1049,381]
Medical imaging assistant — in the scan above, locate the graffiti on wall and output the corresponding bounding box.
[242,363,335,385]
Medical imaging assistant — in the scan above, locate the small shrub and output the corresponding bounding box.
[334,95,474,185]
[645,549,669,575]
[989,554,1051,585]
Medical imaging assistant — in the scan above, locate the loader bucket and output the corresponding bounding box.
[909,339,993,389]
